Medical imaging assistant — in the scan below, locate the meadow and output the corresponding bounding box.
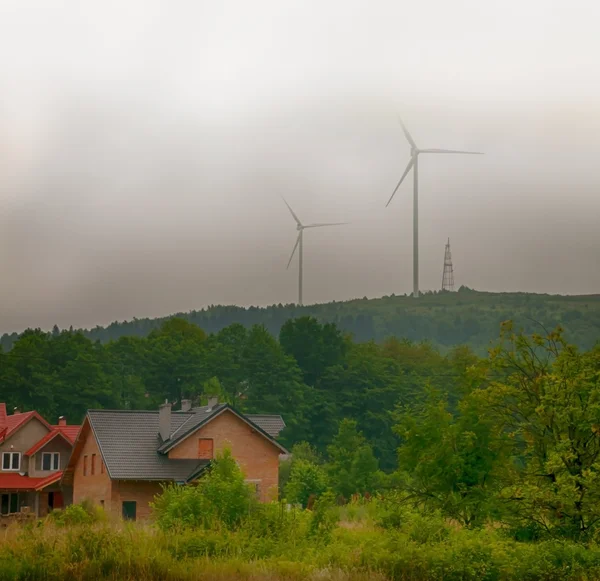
[3,498,600,581]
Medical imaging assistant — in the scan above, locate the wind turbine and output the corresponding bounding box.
[386,118,483,298]
[283,198,347,306]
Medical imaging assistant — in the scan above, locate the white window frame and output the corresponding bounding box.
[42,452,60,471]
[1,452,21,471]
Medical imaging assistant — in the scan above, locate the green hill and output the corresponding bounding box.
[2,287,599,353]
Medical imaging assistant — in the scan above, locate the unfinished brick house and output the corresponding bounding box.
[0,403,80,519]
[64,399,287,521]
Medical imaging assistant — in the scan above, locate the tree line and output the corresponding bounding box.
[2,287,599,354]
[2,313,600,538]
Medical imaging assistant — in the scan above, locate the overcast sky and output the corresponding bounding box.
[0,0,599,333]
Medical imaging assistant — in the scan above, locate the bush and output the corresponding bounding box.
[284,459,329,507]
[152,447,256,531]
[48,502,103,527]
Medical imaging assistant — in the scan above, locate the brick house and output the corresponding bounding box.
[0,403,80,518]
[64,399,288,521]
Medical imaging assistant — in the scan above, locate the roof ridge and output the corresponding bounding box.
[88,409,160,414]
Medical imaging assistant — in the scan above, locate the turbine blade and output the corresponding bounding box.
[286,233,301,269]
[385,157,414,207]
[304,222,348,228]
[419,148,483,154]
[282,196,302,226]
[398,117,417,148]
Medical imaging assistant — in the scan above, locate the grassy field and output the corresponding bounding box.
[3,501,600,580]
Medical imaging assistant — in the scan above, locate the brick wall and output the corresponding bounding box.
[169,409,280,502]
[111,480,163,521]
[72,427,112,508]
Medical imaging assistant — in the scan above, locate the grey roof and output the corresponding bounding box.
[169,404,227,442]
[87,410,209,481]
[159,404,288,454]
[246,415,286,438]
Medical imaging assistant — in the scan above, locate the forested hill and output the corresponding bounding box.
[2,287,599,353]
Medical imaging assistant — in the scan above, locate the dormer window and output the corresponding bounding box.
[2,452,20,471]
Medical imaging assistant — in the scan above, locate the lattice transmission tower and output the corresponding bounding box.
[441,238,455,292]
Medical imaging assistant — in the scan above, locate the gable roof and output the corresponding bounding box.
[0,411,52,444]
[159,404,288,455]
[246,415,286,438]
[25,428,75,456]
[87,410,209,481]
[54,425,80,442]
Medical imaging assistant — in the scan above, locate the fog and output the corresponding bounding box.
[1,0,599,333]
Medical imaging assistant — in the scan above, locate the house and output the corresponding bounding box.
[0,403,80,518]
[64,399,288,521]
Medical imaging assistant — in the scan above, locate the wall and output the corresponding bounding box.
[72,427,112,508]
[0,418,50,475]
[111,480,163,521]
[30,437,73,477]
[169,410,280,502]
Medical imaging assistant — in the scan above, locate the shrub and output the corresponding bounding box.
[284,459,329,507]
[152,447,256,531]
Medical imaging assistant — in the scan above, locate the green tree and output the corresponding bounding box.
[394,380,504,527]
[284,459,329,507]
[279,317,347,386]
[481,323,600,538]
[145,318,207,404]
[327,419,381,499]
[241,325,310,444]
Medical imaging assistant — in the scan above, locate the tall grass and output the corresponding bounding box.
[3,499,600,580]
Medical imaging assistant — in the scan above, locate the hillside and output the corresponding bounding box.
[2,287,599,353]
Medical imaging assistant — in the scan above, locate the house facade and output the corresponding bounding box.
[0,403,80,518]
[64,400,287,521]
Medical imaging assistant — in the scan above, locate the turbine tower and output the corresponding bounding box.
[386,119,482,298]
[441,238,455,292]
[283,198,347,306]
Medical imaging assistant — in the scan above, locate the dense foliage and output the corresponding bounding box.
[6,498,600,580]
[2,307,600,543]
[0,315,466,466]
[2,288,599,354]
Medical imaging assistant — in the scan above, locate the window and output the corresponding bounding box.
[101,460,104,474]
[2,452,20,471]
[83,455,88,476]
[197,438,214,460]
[122,501,137,521]
[42,452,60,471]
[100,500,105,508]
[246,480,261,499]
[91,454,96,475]
[0,493,19,515]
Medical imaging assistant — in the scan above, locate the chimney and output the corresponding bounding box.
[207,396,219,410]
[58,416,67,426]
[13,407,19,414]
[159,400,172,442]
[181,399,192,412]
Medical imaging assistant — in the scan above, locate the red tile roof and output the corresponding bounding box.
[54,425,80,442]
[0,403,6,425]
[25,428,76,456]
[0,410,52,443]
[0,471,63,491]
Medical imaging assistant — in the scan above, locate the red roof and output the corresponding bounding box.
[54,425,80,442]
[0,471,63,491]
[0,410,52,443]
[25,428,76,456]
